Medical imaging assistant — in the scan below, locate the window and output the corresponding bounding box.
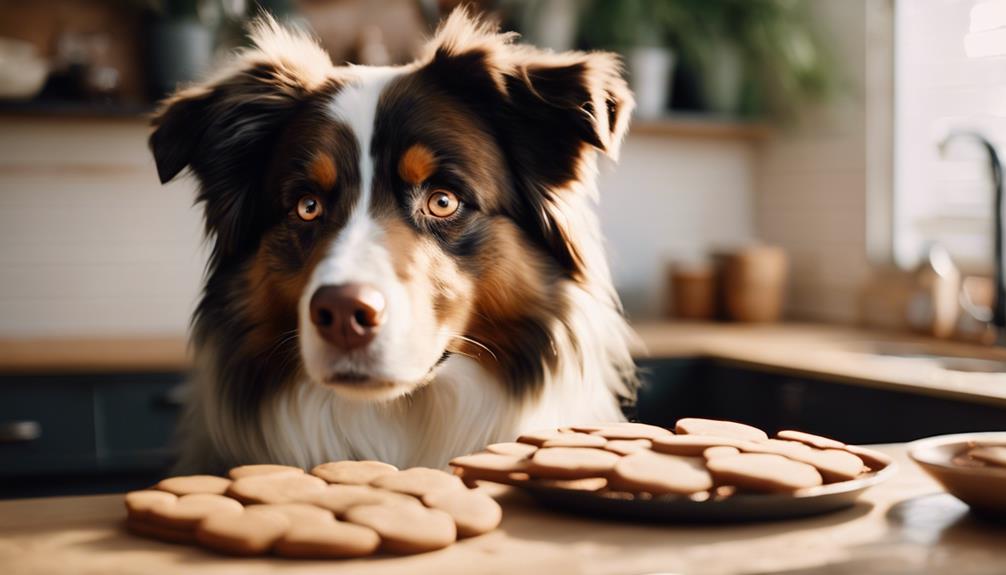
[892,0,1006,273]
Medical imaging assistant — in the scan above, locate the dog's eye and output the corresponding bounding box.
[426,190,460,218]
[297,195,323,221]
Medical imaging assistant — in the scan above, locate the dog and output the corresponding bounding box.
[150,8,638,472]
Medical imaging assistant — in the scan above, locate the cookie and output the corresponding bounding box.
[703,446,741,460]
[311,460,398,485]
[344,503,457,555]
[274,518,381,559]
[449,452,531,485]
[843,445,892,471]
[155,475,231,496]
[245,503,335,524]
[604,439,652,456]
[610,451,713,495]
[590,422,674,440]
[422,488,502,538]
[126,518,196,544]
[308,484,419,516]
[516,429,569,447]
[371,467,466,497]
[675,418,768,441]
[776,430,845,450]
[527,447,620,479]
[226,472,327,504]
[650,435,750,456]
[485,442,538,458]
[968,445,1006,468]
[195,507,291,556]
[228,464,304,480]
[784,448,864,483]
[147,493,244,530]
[541,432,608,448]
[706,453,823,492]
[532,477,609,491]
[124,490,177,521]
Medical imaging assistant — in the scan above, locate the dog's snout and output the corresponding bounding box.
[309,284,386,350]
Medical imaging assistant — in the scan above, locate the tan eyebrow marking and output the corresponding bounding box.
[398,144,437,185]
[308,153,337,190]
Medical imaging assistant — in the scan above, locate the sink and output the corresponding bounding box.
[857,342,1006,374]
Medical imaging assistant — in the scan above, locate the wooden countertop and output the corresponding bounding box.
[2,322,1006,408]
[1,445,1003,575]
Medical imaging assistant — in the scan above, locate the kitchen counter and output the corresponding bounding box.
[3,322,1006,408]
[0,445,1003,575]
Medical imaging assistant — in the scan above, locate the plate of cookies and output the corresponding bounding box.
[450,418,895,522]
[124,461,502,557]
[909,432,1006,517]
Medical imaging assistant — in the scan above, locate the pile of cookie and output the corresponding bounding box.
[451,418,892,498]
[953,443,1006,470]
[124,461,501,557]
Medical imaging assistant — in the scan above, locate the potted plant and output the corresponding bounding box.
[579,0,695,119]
[675,0,836,118]
[144,0,253,98]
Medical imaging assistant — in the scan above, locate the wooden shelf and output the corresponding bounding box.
[631,114,772,140]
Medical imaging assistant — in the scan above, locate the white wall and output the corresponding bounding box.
[0,118,207,337]
[599,134,756,317]
[0,118,757,336]
[753,0,873,323]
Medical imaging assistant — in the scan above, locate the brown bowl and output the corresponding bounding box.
[909,432,1006,517]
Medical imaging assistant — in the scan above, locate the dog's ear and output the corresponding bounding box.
[149,17,333,261]
[420,9,634,278]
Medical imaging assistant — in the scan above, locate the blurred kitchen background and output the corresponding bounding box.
[4,0,1006,497]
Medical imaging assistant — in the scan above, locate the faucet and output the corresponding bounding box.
[938,131,1006,343]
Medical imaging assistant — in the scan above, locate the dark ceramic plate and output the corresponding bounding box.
[519,463,896,523]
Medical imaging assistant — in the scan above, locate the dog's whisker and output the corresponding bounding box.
[440,331,499,362]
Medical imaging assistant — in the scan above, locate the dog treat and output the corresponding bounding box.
[422,488,503,538]
[155,475,232,496]
[590,422,674,440]
[129,458,508,559]
[844,445,893,471]
[311,460,398,485]
[196,507,291,556]
[226,472,327,504]
[449,452,531,485]
[246,503,336,524]
[533,477,609,491]
[675,418,769,442]
[229,464,305,480]
[485,442,538,458]
[344,503,457,554]
[147,493,244,530]
[611,451,713,495]
[541,433,608,448]
[527,447,620,479]
[787,449,865,483]
[125,490,178,521]
[968,445,1006,468]
[370,467,466,497]
[651,435,750,456]
[703,446,741,460]
[516,429,569,447]
[706,453,824,492]
[274,518,382,559]
[604,439,652,456]
[309,484,419,516]
[777,430,845,450]
[126,518,197,544]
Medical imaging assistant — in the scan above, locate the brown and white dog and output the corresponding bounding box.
[150,9,637,472]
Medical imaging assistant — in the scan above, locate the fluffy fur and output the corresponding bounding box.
[151,10,638,472]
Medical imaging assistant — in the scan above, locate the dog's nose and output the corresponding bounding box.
[309,284,386,350]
